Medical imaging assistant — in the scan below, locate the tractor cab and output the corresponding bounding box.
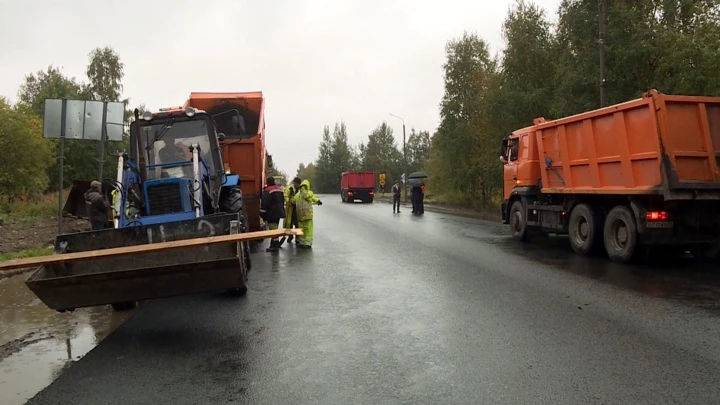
[118,106,236,227]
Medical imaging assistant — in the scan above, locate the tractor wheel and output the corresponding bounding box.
[219,185,244,214]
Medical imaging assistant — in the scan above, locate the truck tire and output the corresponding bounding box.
[569,203,602,255]
[603,205,638,264]
[509,200,528,241]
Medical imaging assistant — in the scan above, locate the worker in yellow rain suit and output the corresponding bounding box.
[283,177,302,244]
[293,179,322,248]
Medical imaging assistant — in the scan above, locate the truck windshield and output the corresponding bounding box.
[141,119,214,179]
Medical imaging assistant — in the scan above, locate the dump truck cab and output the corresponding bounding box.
[500,123,542,221]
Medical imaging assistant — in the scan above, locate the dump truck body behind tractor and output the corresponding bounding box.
[25,106,252,311]
[183,92,266,231]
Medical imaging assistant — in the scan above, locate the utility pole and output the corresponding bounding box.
[389,113,408,203]
[598,0,606,107]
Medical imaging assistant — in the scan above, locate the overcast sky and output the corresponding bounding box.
[0,0,561,176]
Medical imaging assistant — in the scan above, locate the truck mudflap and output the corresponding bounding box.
[25,213,247,311]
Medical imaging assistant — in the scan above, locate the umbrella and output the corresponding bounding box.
[406,178,424,187]
[407,171,428,179]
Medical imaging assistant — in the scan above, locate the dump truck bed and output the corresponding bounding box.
[183,92,266,230]
[532,90,720,199]
[25,213,247,311]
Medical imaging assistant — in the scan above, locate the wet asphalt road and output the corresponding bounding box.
[26,196,720,404]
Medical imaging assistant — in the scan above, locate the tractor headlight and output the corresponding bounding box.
[185,107,196,117]
[142,111,153,121]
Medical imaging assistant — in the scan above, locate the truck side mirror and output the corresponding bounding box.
[232,115,246,135]
[500,139,509,160]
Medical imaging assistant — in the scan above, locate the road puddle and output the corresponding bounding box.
[0,273,133,405]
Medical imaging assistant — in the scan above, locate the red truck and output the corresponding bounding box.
[341,171,375,203]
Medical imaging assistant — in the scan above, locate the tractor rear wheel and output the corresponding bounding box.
[219,185,252,274]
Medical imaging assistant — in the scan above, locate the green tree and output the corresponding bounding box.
[0,97,53,204]
[406,128,431,173]
[17,66,88,115]
[86,46,124,102]
[314,125,336,192]
[296,162,317,186]
[362,122,403,183]
[490,0,558,134]
[428,31,499,202]
[330,121,357,174]
[85,46,128,179]
[17,66,96,190]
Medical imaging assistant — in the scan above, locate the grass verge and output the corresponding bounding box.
[0,190,64,223]
[0,246,54,279]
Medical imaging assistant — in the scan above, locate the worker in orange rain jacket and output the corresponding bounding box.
[293,179,322,248]
[260,176,286,252]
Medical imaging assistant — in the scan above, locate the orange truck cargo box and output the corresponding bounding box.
[183,92,266,231]
[500,90,720,264]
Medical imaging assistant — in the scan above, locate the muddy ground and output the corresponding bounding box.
[0,217,90,255]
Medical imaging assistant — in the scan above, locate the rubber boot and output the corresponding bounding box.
[266,239,280,252]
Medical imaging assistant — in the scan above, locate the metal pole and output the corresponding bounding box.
[599,0,606,107]
[402,123,407,203]
[98,102,108,181]
[58,99,67,235]
[389,113,408,203]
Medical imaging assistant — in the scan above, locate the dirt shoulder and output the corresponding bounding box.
[0,217,89,279]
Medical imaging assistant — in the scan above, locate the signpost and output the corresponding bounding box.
[42,98,125,234]
[379,173,386,196]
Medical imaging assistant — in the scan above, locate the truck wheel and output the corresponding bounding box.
[569,203,601,255]
[509,201,528,241]
[603,205,638,264]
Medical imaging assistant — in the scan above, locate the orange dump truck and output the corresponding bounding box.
[500,89,720,263]
[183,92,267,232]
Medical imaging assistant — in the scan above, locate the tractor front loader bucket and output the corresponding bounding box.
[25,213,248,312]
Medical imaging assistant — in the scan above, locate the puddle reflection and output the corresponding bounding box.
[0,274,133,405]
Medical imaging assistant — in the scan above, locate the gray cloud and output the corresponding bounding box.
[0,0,561,175]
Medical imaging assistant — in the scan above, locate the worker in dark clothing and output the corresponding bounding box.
[260,176,287,252]
[392,180,401,213]
[84,180,111,231]
[411,185,420,214]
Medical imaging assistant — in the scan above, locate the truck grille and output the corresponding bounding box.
[147,183,184,215]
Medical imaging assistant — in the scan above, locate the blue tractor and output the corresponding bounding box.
[25,106,253,312]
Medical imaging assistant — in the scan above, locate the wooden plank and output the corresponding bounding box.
[0,228,303,271]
